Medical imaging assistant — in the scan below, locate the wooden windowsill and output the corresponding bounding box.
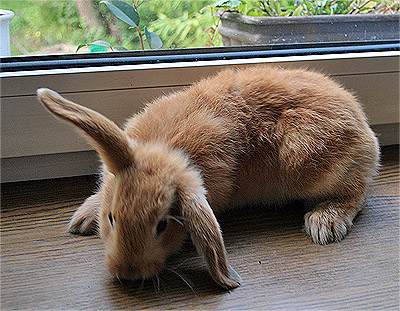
[1,145,399,310]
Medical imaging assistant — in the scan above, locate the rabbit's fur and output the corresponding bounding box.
[37,66,379,289]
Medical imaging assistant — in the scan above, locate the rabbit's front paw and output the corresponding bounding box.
[304,201,354,245]
[68,193,100,235]
[68,210,97,235]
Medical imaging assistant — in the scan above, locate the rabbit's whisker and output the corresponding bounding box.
[168,255,203,269]
[167,268,196,294]
[156,275,161,292]
[166,215,184,226]
[138,278,146,291]
[115,274,123,285]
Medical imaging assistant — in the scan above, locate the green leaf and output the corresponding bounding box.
[330,3,338,14]
[100,0,139,27]
[76,44,87,53]
[270,1,281,15]
[89,40,113,49]
[144,27,163,50]
[76,41,113,53]
[293,5,303,16]
[213,0,242,8]
[89,45,109,53]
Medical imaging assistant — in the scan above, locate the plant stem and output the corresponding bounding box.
[207,8,222,47]
[132,0,144,50]
[137,26,145,50]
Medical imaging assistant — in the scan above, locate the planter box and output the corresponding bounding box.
[218,12,400,46]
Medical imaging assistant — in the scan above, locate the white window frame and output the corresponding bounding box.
[1,50,399,182]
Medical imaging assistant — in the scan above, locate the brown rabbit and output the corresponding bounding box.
[37,66,379,289]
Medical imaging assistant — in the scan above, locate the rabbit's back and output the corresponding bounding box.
[231,67,378,204]
[125,66,379,210]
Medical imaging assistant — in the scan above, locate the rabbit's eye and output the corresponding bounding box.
[108,212,114,227]
[156,219,168,235]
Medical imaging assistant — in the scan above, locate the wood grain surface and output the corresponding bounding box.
[1,145,399,310]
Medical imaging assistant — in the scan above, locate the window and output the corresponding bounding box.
[3,0,218,56]
[1,0,399,57]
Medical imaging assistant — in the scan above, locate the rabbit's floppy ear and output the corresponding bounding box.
[180,189,241,289]
[37,88,134,174]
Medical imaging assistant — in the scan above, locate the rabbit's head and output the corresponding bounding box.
[98,142,201,282]
[37,88,240,289]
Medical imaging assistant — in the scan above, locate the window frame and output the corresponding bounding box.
[1,40,399,72]
[1,42,399,182]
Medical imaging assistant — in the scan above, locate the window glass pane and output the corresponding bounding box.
[1,0,399,57]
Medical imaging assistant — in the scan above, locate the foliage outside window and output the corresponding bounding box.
[213,0,399,16]
[4,0,217,56]
[2,0,399,57]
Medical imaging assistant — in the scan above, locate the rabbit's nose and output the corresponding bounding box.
[115,266,140,282]
[115,274,144,286]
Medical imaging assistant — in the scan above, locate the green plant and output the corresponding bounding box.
[212,0,400,17]
[203,0,399,46]
[89,0,220,50]
[4,0,219,56]
[149,1,217,48]
[77,0,162,52]
[201,0,242,46]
